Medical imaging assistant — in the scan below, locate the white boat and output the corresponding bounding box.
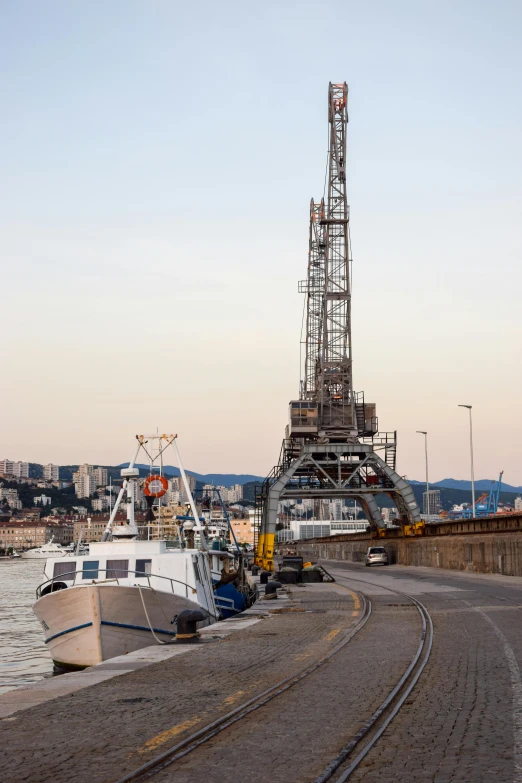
[32,434,220,669]
[22,537,66,559]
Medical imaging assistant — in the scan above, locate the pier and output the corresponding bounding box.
[2,561,522,781]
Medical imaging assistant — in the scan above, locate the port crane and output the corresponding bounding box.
[255,83,422,570]
[460,471,504,518]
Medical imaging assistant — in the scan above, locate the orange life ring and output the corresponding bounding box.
[143,474,168,498]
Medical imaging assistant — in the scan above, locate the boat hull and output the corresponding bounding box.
[33,584,212,668]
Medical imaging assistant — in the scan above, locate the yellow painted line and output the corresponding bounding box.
[294,652,313,661]
[324,628,341,641]
[223,690,246,705]
[135,686,258,756]
[137,716,202,754]
[334,582,362,616]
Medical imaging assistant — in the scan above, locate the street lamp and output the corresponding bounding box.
[458,405,475,518]
[416,431,429,518]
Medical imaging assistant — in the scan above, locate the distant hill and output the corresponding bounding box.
[119,464,264,488]
[48,463,264,488]
[410,478,522,494]
[377,484,519,512]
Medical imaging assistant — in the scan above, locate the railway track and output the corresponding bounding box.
[112,591,371,783]
[112,570,433,783]
[313,571,433,782]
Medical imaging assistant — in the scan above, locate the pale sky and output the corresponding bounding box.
[1,1,521,484]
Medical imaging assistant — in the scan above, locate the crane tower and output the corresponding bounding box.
[255,83,422,570]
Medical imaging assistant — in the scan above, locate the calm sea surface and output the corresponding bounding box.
[0,559,53,694]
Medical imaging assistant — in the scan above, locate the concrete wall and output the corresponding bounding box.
[289,513,522,577]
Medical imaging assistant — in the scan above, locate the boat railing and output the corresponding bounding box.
[35,568,201,600]
[213,594,242,614]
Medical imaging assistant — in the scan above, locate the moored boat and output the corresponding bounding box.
[32,434,220,669]
[22,537,66,559]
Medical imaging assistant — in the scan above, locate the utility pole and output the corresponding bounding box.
[416,431,429,518]
[458,405,475,518]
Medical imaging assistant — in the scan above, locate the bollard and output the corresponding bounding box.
[251,565,259,576]
[260,571,271,585]
[264,581,282,599]
[176,609,206,643]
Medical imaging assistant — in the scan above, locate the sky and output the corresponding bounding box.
[1,1,521,484]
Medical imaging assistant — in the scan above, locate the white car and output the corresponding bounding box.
[365,546,389,567]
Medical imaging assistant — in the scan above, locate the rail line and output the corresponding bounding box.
[112,591,372,783]
[312,570,434,782]
[112,568,433,783]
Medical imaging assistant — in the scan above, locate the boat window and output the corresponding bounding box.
[106,559,129,579]
[193,559,201,583]
[82,561,99,579]
[136,559,152,576]
[53,561,76,582]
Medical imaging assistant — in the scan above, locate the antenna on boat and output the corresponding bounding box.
[101,440,142,541]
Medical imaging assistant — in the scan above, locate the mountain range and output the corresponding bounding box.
[33,462,521,494]
[119,463,264,489]
[410,478,522,494]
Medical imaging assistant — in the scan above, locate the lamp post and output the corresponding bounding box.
[416,431,429,518]
[458,405,475,519]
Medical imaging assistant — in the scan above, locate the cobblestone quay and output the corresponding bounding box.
[2,565,522,782]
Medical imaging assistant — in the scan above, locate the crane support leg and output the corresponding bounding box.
[256,454,307,570]
[372,454,422,524]
[358,494,384,528]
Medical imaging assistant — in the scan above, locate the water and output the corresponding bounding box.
[0,559,53,694]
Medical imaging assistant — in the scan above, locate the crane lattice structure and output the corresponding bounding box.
[255,83,422,570]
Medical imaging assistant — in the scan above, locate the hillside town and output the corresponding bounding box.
[0,458,255,553]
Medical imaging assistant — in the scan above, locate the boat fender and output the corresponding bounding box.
[176,609,206,643]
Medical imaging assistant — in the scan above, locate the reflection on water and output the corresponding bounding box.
[0,559,53,694]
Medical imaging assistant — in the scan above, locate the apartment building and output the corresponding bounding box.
[0,488,22,510]
[229,512,255,545]
[202,483,243,504]
[0,460,29,478]
[168,474,197,505]
[0,519,73,550]
[92,496,110,512]
[43,464,60,481]
[73,465,109,498]
[33,494,52,506]
[73,513,147,543]
[93,467,108,487]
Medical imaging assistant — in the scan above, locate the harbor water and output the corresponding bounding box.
[0,559,53,694]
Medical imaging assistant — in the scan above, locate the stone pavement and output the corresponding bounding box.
[0,582,373,783]
[329,561,522,783]
[3,562,521,783]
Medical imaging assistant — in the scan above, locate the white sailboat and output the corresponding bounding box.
[32,434,220,669]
